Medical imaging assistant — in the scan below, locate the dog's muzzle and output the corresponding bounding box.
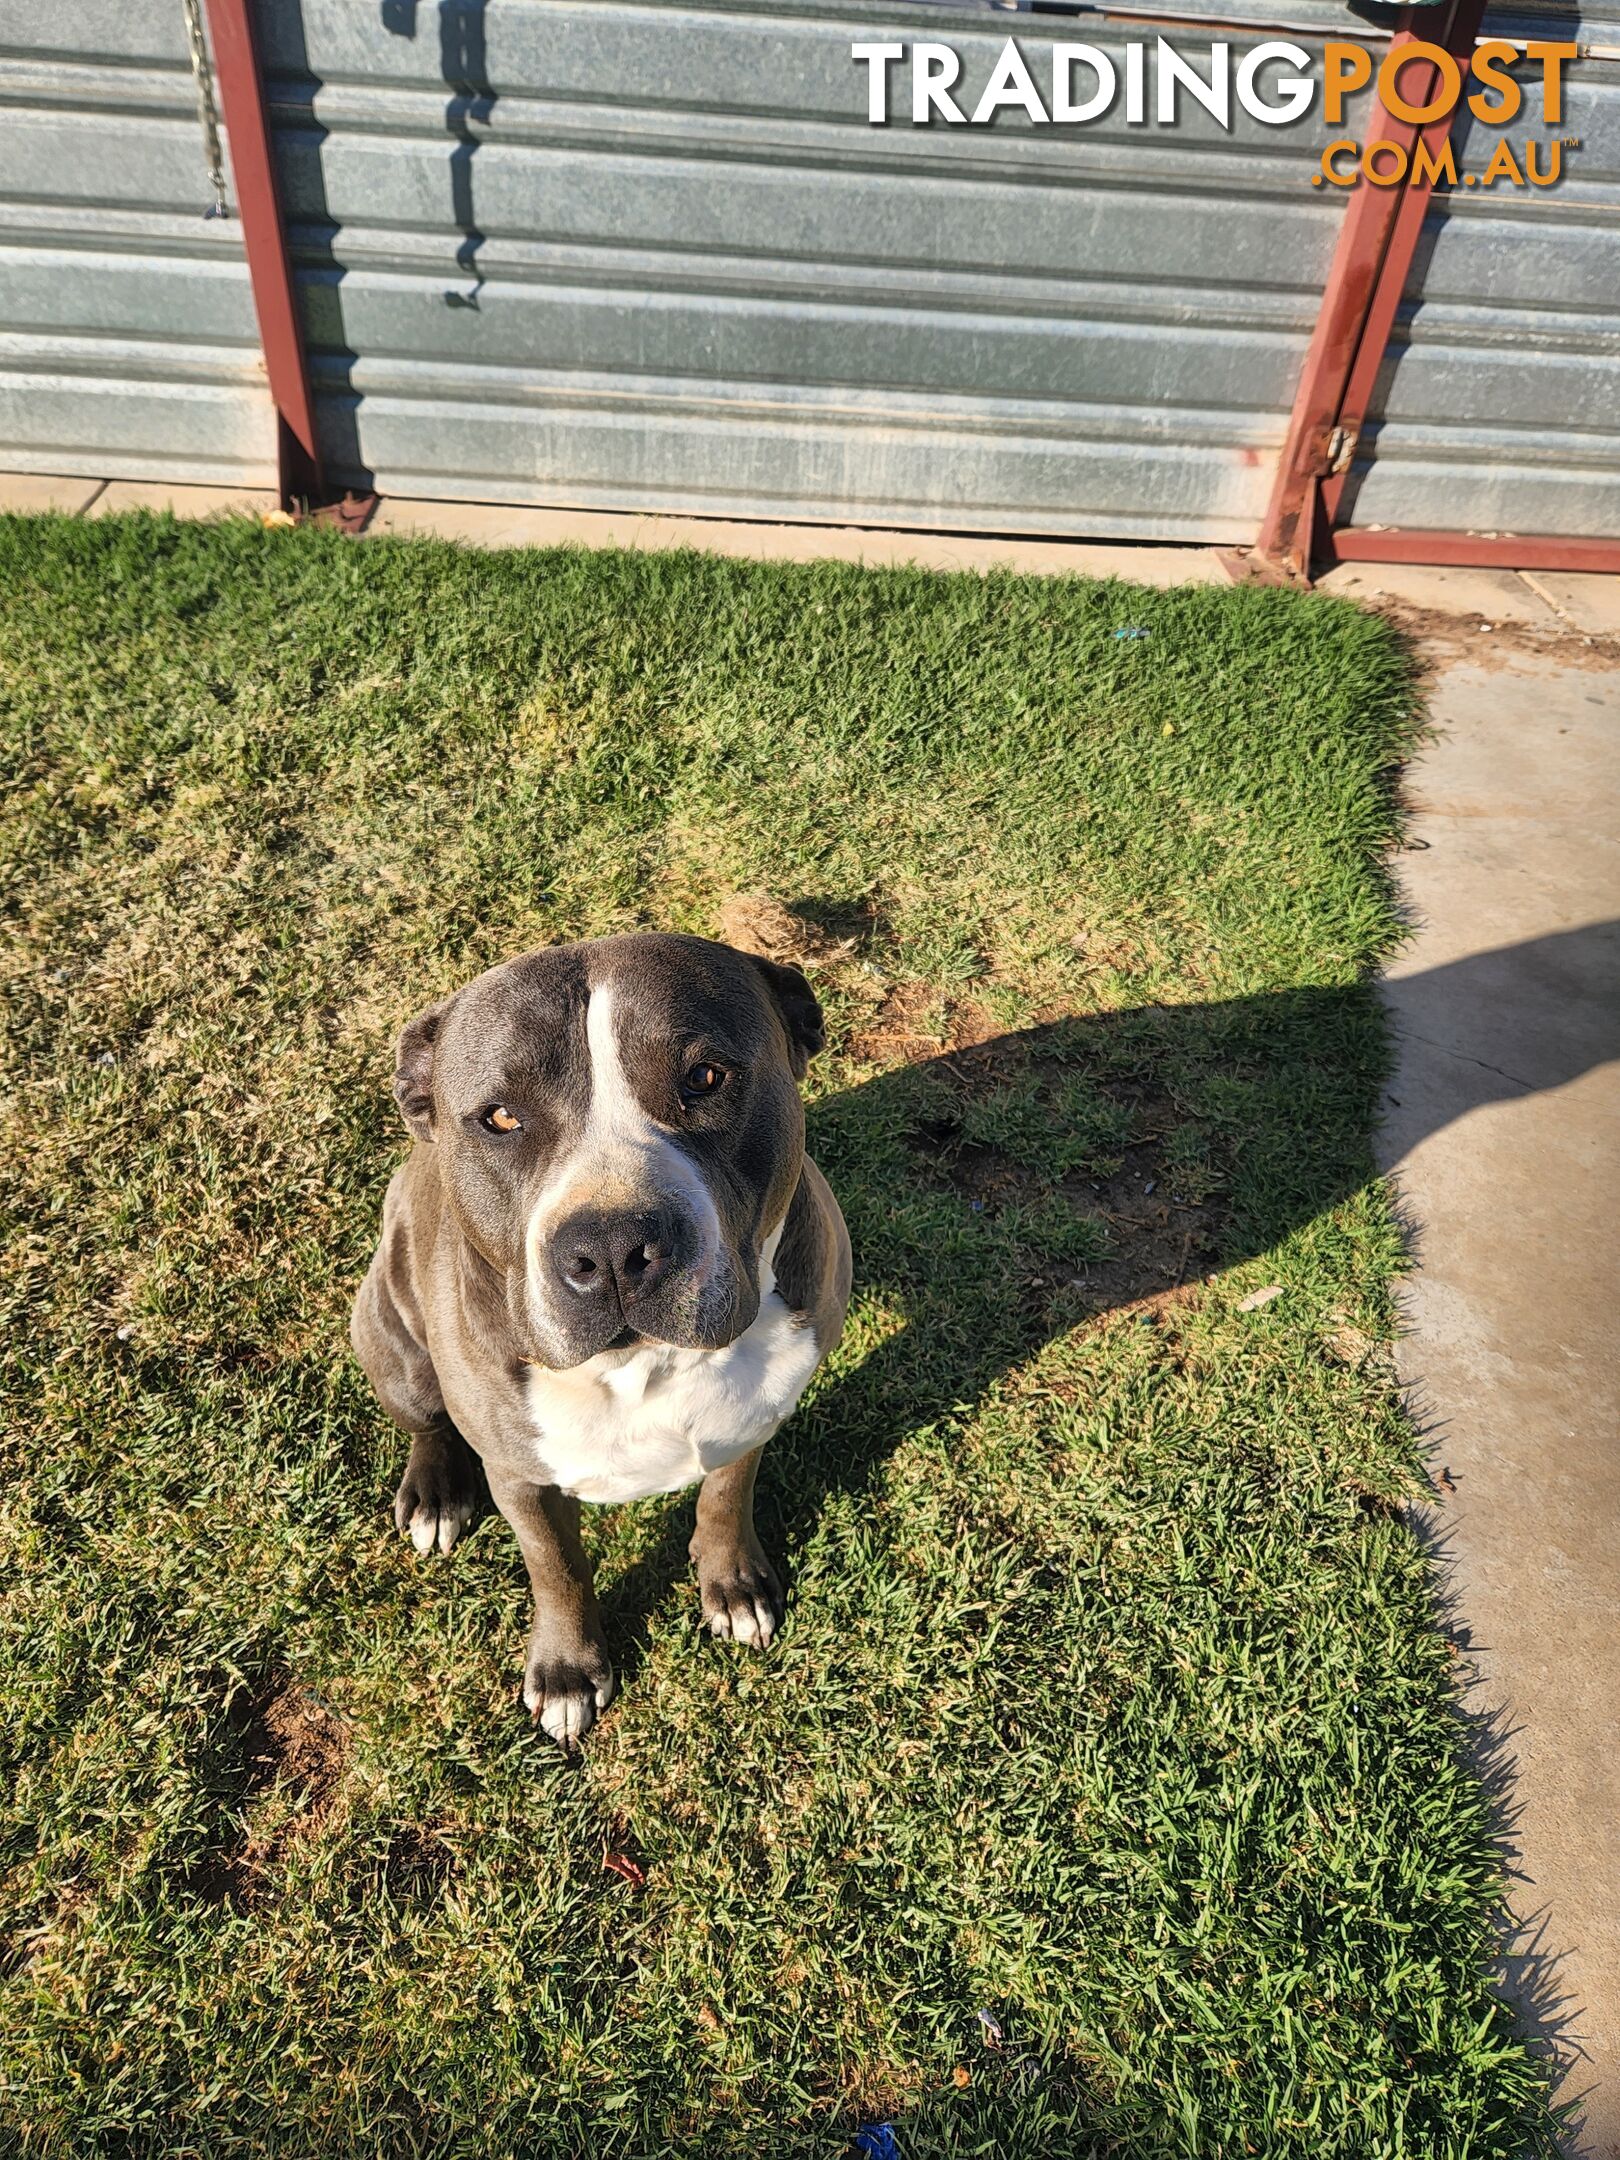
[549,1202,692,1318]
[525,1190,752,1368]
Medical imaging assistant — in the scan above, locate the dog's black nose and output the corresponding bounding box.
[553,1208,681,1308]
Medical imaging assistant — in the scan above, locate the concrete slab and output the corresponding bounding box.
[1379,655,1620,2155]
[1317,560,1565,630]
[90,481,280,520]
[1522,573,1620,641]
[367,496,1229,584]
[0,472,107,515]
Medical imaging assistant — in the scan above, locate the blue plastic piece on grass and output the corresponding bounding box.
[853,2127,900,2160]
[1113,626,1151,639]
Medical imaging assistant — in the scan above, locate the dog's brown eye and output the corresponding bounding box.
[480,1104,521,1134]
[680,1063,726,1105]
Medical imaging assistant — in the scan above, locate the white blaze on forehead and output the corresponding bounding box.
[525,981,721,1299]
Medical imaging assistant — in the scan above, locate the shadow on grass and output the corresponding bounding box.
[600,924,1618,1670]
[587,924,1615,2127]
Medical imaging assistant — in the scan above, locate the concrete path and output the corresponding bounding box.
[1377,639,1620,2157]
[3,471,1617,2144]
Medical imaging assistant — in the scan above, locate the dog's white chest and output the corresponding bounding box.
[523,1291,822,1506]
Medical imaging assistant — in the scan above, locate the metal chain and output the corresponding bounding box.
[180,0,231,218]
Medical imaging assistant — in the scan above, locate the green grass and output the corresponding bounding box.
[0,514,1554,2157]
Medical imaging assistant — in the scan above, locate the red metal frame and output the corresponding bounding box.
[202,0,323,508]
[1324,527,1620,573]
[1254,26,1428,578]
[1311,7,1620,575]
[1255,0,1500,581]
[1318,32,1486,531]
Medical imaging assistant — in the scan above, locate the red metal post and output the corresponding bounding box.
[1323,528,1620,574]
[1254,1,1480,580]
[1320,0,1488,528]
[202,0,323,507]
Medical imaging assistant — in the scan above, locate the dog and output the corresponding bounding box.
[350,932,851,1746]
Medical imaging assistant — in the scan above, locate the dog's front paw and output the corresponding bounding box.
[393,1426,486,1557]
[697,1540,783,1650]
[523,1636,615,1749]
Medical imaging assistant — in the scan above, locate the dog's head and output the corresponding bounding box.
[392,933,823,1369]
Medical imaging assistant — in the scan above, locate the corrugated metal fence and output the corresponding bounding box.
[0,0,1615,543]
[261,0,1368,543]
[0,0,275,488]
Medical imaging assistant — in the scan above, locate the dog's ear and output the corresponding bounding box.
[393,997,452,1142]
[751,956,825,1080]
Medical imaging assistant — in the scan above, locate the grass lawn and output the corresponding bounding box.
[0,514,1555,2157]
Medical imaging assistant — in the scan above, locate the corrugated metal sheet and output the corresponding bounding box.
[0,1,276,488]
[1343,0,1620,537]
[261,0,1371,541]
[5,0,1615,544]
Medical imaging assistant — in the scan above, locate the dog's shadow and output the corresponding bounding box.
[597,923,1620,1676]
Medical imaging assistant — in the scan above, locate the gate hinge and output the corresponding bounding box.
[1325,425,1360,477]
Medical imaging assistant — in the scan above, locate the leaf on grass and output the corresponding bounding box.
[1237,1284,1284,1311]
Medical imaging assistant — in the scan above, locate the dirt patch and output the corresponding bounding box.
[784,893,891,952]
[848,984,1004,1065]
[905,1042,1219,1313]
[192,1676,351,1907]
[1107,1281,1204,1326]
[943,997,1004,1051]
[1368,600,1620,675]
[724,896,1218,1308]
[1071,1144,1217,1315]
[1355,1486,1404,1522]
[243,1685,348,1832]
[849,979,941,1063]
[716,893,860,968]
[1322,1318,1391,1374]
[382,1823,458,1901]
[717,893,1003,1064]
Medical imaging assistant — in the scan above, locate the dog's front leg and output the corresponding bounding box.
[690,1447,784,1648]
[487,1474,614,1747]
